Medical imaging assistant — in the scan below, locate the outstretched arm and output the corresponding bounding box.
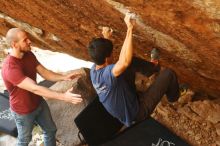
[36,64,81,82]
[112,13,135,77]
[17,77,83,104]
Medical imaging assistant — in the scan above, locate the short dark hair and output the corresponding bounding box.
[88,38,113,65]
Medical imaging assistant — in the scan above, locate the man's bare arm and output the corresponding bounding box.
[17,77,82,104]
[36,64,80,82]
[112,14,135,77]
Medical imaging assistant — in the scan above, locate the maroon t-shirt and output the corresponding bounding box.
[1,51,42,114]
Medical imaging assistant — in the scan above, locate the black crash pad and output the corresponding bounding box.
[74,97,123,146]
[0,93,17,137]
[101,117,190,146]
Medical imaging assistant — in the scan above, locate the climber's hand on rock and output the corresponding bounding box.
[102,26,113,39]
[124,12,136,29]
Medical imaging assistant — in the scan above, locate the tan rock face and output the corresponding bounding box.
[45,68,97,146]
[153,95,220,145]
[0,0,219,97]
[189,100,220,124]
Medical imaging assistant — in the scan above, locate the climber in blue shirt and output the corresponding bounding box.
[88,13,180,127]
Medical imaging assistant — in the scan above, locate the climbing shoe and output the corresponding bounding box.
[179,83,189,96]
[150,48,160,65]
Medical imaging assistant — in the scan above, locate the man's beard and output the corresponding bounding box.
[21,46,31,53]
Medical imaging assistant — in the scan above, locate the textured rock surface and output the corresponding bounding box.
[136,73,219,145]
[46,68,97,146]
[189,100,220,124]
[0,0,219,98]
[153,94,220,146]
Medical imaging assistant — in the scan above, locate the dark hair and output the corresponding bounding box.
[88,38,113,65]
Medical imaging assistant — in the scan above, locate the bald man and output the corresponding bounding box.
[1,28,83,146]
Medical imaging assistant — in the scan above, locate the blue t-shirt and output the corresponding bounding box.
[90,64,139,126]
